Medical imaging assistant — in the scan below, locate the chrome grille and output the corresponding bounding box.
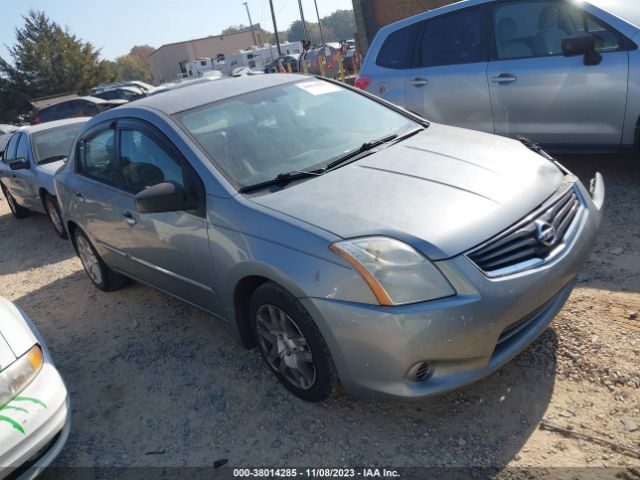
[468,186,581,276]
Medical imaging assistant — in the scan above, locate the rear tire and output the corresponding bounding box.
[250,282,339,402]
[2,185,29,218]
[45,194,67,239]
[73,229,128,291]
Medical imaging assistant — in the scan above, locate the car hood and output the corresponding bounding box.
[251,123,566,260]
[0,297,37,369]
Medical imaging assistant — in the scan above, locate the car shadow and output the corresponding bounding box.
[20,270,557,472]
[0,208,75,276]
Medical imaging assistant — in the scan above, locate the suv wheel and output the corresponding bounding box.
[74,229,128,291]
[2,185,29,218]
[45,194,67,239]
[250,282,339,402]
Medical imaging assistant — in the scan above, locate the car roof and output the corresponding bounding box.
[22,117,91,134]
[133,73,304,115]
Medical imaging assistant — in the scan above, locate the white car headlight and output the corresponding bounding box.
[330,237,455,305]
[0,345,43,408]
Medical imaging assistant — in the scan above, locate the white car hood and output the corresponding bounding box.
[0,297,37,368]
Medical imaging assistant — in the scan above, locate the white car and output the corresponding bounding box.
[0,297,70,479]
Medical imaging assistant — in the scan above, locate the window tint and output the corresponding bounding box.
[3,133,20,162]
[77,101,98,116]
[15,133,30,160]
[120,129,184,193]
[376,24,418,69]
[493,1,620,60]
[38,105,60,123]
[419,8,486,67]
[78,129,120,185]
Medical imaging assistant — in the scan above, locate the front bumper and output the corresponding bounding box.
[303,176,604,401]
[0,363,70,480]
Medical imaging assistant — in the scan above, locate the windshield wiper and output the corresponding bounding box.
[37,154,67,165]
[238,128,426,194]
[323,133,398,172]
[238,168,323,193]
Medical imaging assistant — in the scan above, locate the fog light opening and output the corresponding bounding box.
[408,361,434,383]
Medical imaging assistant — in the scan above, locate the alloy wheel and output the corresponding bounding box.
[76,235,103,285]
[255,304,317,390]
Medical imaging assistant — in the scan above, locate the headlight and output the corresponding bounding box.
[329,237,455,305]
[0,345,43,408]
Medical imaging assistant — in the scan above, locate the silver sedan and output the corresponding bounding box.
[0,118,88,238]
[54,75,603,401]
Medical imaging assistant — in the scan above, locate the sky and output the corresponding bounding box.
[0,0,354,60]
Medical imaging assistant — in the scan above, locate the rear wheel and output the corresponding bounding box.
[250,282,339,402]
[45,194,67,239]
[74,229,128,291]
[2,185,29,218]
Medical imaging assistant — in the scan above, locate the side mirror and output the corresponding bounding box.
[562,34,602,66]
[9,158,29,170]
[135,182,193,214]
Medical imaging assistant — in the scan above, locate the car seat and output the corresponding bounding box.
[497,18,533,59]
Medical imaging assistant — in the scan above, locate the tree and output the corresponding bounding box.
[288,20,326,45]
[112,54,152,83]
[322,9,356,41]
[0,10,112,122]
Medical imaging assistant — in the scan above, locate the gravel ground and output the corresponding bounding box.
[0,155,638,477]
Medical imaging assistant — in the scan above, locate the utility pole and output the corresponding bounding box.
[297,0,308,42]
[313,0,325,45]
[268,0,282,57]
[243,2,258,46]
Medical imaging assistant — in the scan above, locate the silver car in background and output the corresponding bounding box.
[55,75,603,402]
[0,118,88,238]
[356,0,640,154]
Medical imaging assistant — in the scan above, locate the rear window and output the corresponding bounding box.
[32,122,83,163]
[376,24,418,69]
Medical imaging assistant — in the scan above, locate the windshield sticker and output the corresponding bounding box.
[295,81,341,96]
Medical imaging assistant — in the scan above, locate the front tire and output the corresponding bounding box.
[250,282,339,402]
[73,229,128,291]
[2,185,29,218]
[45,194,67,239]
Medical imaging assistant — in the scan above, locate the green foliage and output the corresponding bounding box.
[0,10,114,122]
[322,9,357,41]
[222,9,356,47]
[111,54,153,83]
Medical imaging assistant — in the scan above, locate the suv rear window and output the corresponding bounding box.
[376,24,418,69]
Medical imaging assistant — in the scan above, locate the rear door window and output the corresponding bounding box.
[376,24,419,69]
[419,7,487,67]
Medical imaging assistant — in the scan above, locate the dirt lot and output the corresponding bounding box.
[0,155,638,477]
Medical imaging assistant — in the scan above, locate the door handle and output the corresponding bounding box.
[121,211,137,226]
[492,74,517,83]
[74,192,85,203]
[409,77,428,87]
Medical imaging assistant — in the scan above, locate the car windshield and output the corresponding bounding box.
[587,0,640,27]
[174,80,418,189]
[31,123,83,164]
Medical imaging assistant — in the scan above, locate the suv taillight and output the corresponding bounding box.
[354,76,372,90]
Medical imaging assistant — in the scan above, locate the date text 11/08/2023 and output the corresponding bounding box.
[233,468,401,478]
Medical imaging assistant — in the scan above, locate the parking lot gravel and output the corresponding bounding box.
[0,154,638,477]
